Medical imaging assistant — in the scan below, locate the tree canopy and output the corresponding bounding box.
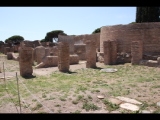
[5,35,24,44]
[0,41,4,45]
[92,27,101,34]
[136,7,160,23]
[44,30,67,43]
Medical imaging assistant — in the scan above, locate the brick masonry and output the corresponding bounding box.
[58,35,75,55]
[131,41,143,65]
[100,22,160,63]
[86,40,97,68]
[74,44,86,60]
[34,46,46,64]
[57,42,70,72]
[19,47,33,77]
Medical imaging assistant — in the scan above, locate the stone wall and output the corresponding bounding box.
[74,33,100,51]
[70,54,79,65]
[34,46,46,64]
[58,35,75,54]
[49,46,58,56]
[74,44,86,60]
[100,22,160,63]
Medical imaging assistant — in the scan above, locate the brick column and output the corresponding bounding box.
[103,41,111,65]
[86,40,97,68]
[110,40,117,65]
[58,42,70,72]
[19,47,33,77]
[131,41,143,65]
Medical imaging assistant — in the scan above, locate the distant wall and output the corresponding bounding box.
[100,22,160,55]
[73,33,100,51]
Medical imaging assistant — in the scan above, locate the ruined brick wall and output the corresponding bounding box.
[45,48,50,57]
[4,47,11,55]
[33,40,42,48]
[13,44,20,52]
[74,44,86,60]
[41,42,48,47]
[58,35,75,54]
[70,54,79,65]
[21,40,42,49]
[34,46,45,64]
[49,46,58,56]
[74,33,100,51]
[100,22,160,55]
[57,42,70,72]
[7,52,13,60]
[86,40,97,68]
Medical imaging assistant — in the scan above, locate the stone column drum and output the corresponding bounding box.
[86,40,97,68]
[19,47,33,77]
[58,42,70,72]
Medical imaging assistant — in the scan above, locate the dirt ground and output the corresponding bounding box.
[0,54,160,113]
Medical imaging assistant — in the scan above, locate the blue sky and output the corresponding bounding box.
[0,7,136,42]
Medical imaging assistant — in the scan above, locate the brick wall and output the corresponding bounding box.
[100,22,160,63]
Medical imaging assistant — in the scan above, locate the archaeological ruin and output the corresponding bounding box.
[1,22,160,77]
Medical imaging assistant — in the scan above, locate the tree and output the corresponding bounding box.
[44,30,67,43]
[136,7,160,23]
[0,41,4,44]
[92,27,101,34]
[5,35,24,44]
[40,39,45,42]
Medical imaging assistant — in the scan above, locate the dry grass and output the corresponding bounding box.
[1,55,160,113]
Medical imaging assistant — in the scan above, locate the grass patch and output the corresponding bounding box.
[59,97,66,101]
[82,102,99,111]
[32,103,42,111]
[55,104,61,107]
[103,99,119,112]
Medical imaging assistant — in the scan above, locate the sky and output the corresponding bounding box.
[0,7,136,42]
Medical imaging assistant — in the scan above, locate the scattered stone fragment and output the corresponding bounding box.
[97,95,104,99]
[100,68,118,73]
[79,61,86,64]
[120,103,140,111]
[110,111,121,113]
[92,109,109,113]
[0,76,14,79]
[108,98,123,105]
[156,102,160,107]
[141,110,151,113]
[116,96,142,105]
